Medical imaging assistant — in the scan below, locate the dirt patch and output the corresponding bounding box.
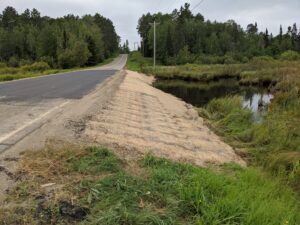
[83,71,245,167]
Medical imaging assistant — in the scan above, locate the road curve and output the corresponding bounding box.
[0,54,127,102]
[0,54,127,152]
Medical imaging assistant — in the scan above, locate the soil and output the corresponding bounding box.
[0,69,245,204]
[83,71,245,167]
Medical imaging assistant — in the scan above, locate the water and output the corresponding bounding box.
[154,79,273,122]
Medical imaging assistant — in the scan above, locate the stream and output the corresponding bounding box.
[154,79,273,122]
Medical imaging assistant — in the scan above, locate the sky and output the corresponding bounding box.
[0,0,299,49]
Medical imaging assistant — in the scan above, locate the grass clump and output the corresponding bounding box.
[72,146,121,174]
[1,146,300,224]
[127,51,152,72]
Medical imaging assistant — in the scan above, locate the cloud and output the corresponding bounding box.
[0,0,299,49]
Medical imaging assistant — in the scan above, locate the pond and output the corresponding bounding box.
[154,79,273,122]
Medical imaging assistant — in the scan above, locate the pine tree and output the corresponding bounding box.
[1,6,18,29]
[264,29,269,48]
[86,36,98,66]
[279,25,283,43]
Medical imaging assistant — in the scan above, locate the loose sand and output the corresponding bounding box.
[84,71,245,167]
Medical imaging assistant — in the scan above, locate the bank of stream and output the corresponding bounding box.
[154,78,273,122]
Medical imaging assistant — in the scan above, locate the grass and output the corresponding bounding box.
[0,55,119,82]
[126,51,153,72]
[199,86,300,192]
[1,145,299,224]
[142,58,300,88]
[134,52,300,194]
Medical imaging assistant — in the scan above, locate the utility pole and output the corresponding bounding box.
[149,20,160,69]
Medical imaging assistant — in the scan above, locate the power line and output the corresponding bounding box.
[191,0,205,12]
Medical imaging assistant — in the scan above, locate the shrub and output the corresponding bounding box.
[176,45,193,65]
[195,55,224,64]
[39,56,55,68]
[19,59,32,67]
[72,41,91,67]
[249,56,275,69]
[7,56,19,67]
[280,50,300,61]
[22,62,50,72]
[241,56,249,63]
[0,62,7,68]
[224,55,237,64]
[251,56,274,63]
[0,75,15,81]
[58,41,91,69]
[58,50,74,69]
[0,67,19,75]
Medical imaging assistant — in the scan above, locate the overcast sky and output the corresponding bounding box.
[1,0,299,49]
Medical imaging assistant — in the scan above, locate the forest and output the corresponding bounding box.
[138,3,300,65]
[0,6,119,69]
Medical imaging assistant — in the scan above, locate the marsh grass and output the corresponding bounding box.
[142,56,300,194]
[201,85,300,192]
[143,59,300,88]
[1,146,299,224]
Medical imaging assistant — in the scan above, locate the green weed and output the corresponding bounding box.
[3,146,299,224]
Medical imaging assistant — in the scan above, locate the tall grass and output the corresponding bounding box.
[142,58,300,88]
[202,83,300,192]
[142,55,300,193]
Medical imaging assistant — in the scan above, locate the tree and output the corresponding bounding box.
[264,29,270,48]
[176,45,191,64]
[0,6,119,69]
[86,36,98,66]
[94,13,119,57]
[1,6,18,29]
[291,23,298,49]
[137,3,300,65]
[247,23,258,34]
[21,9,31,24]
[37,25,58,59]
[30,8,41,26]
[165,25,174,57]
[137,13,155,57]
[279,25,283,43]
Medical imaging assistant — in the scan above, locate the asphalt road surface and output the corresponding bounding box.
[0,54,127,152]
[0,54,127,102]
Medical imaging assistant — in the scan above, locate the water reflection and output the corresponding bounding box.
[154,79,273,122]
[243,92,273,122]
[243,93,273,112]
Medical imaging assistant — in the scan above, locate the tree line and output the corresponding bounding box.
[137,3,300,65]
[0,6,119,68]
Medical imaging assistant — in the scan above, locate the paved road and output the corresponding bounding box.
[0,54,127,151]
[0,54,127,102]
